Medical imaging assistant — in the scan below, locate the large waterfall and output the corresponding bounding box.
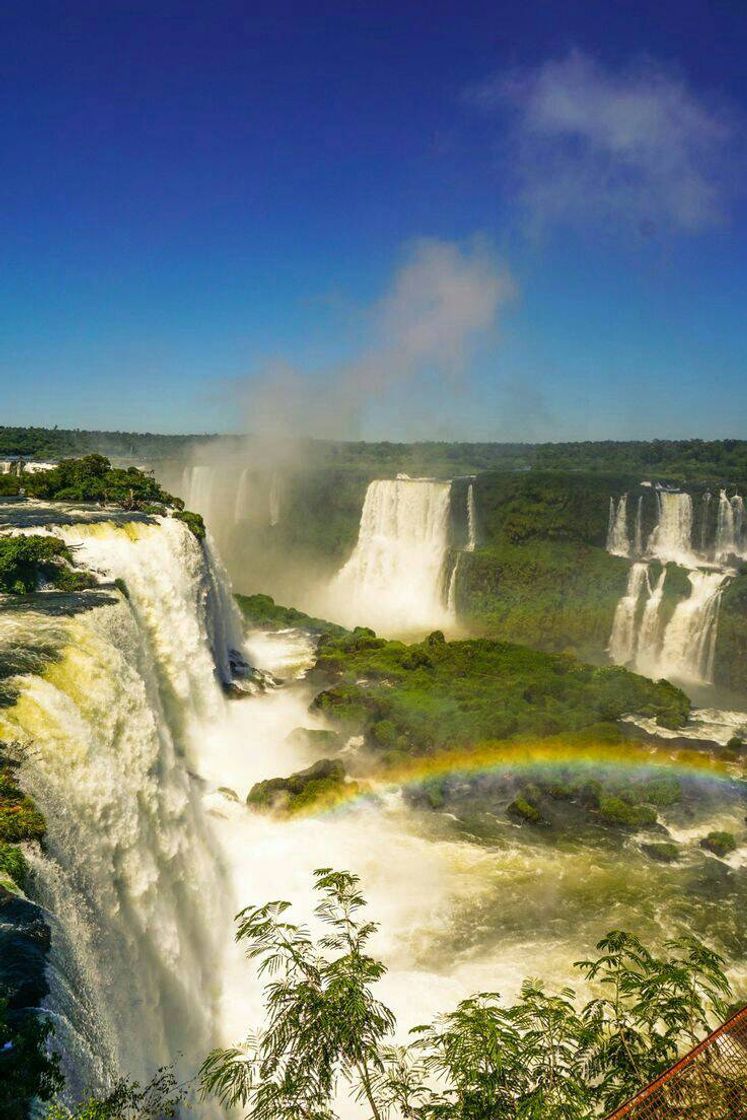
[327,478,454,634]
[0,517,239,1104]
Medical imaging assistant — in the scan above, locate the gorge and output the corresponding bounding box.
[1,448,747,1118]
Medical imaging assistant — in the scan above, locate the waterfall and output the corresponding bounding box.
[700,492,712,554]
[182,464,214,518]
[715,490,746,562]
[608,559,729,687]
[328,478,454,634]
[606,495,630,556]
[466,483,477,552]
[647,491,694,565]
[633,496,643,557]
[446,553,461,614]
[0,517,242,1104]
[657,571,728,685]
[607,562,647,665]
[634,566,668,677]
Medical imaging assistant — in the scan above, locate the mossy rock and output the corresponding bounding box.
[700,831,738,858]
[507,796,544,825]
[642,841,681,864]
[0,843,28,889]
[285,728,343,752]
[247,758,348,814]
[598,795,657,830]
[0,799,45,845]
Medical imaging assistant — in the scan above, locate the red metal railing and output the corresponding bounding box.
[605,1005,747,1119]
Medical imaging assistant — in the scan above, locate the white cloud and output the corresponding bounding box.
[480,50,737,235]
[241,239,515,440]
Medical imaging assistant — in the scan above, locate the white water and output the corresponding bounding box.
[5,508,746,1116]
[657,570,727,686]
[327,478,454,634]
[606,494,630,556]
[634,565,668,677]
[607,486,738,686]
[715,489,746,563]
[0,532,231,1102]
[466,482,477,552]
[647,491,695,566]
[1,515,584,1114]
[608,563,648,666]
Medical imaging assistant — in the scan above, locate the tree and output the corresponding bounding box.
[202,868,736,1120]
[201,869,395,1120]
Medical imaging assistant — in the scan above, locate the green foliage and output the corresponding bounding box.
[0,998,62,1120]
[598,795,657,830]
[235,593,348,637]
[202,869,736,1120]
[22,455,180,509]
[44,1069,183,1119]
[700,831,738,858]
[0,747,46,844]
[507,795,544,824]
[312,632,690,754]
[642,842,681,863]
[201,868,395,1120]
[172,509,206,540]
[0,534,82,595]
[0,841,28,887]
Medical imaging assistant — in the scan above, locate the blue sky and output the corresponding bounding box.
[1,0,745,439]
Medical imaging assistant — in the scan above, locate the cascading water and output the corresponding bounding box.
[634,566,668,677]
[0,518,240,1105]
[657,570,728,685]
[633,495,643,557]
[466,482,477,552]
[715,490,746,562]
[607,562,647,665]
[606,494,630,557]
[647,491,694,566]
[327,478,454,634]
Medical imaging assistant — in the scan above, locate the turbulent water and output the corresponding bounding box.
[3,502,747,1117]
[327,477,454,634]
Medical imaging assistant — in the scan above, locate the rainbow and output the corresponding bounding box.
[302,736,745,818]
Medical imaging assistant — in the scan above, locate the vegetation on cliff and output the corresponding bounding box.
[19,454,179,508]
[0,741,60,1118]
[0,535,96,595]
[236,592,348,637]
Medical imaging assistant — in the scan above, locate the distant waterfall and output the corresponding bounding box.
[647,491,694,565]
[182,464,214,517]
[700,492,712,554]
[466,483,478,552]
[606,495,630,556]
[633,496,643,556]
[634,566,668,676]
[328,478,454,634]
[608,560,729,685]
[657,571,727,685]
[608,563,648,665]
[0,518,242,1105]
[715,490,746,562]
